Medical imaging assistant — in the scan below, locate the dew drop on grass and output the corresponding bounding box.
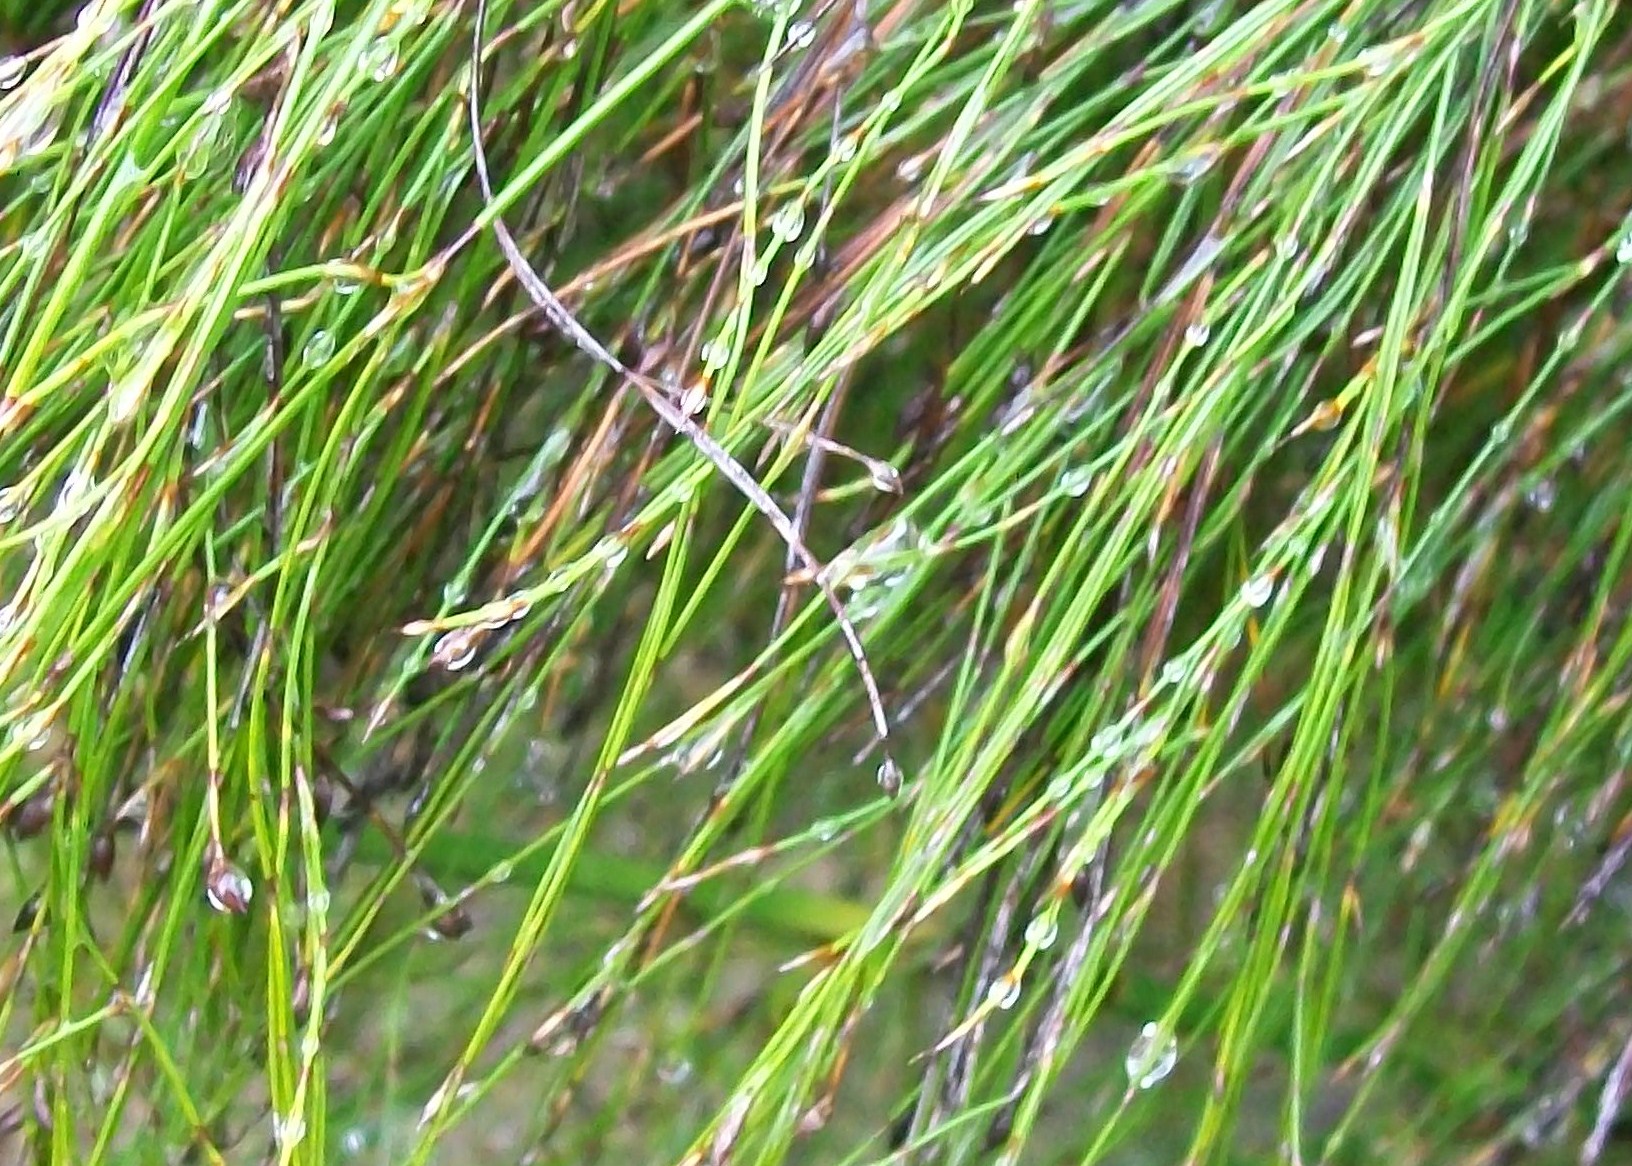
[1023,913,1058,949]
[868,460,902,493]
[986,973,1022,1010]
[488,859,513,883]
[1026,212,1055,236]
[560,38,579,60]
[749,256,771,286]
[700,336,730,371]
[341,1127,370,1157]
[1058,465,1092,497]
[317,108,341,146]
[302,330,336,368]
[432,628,478,672]
[1241,573,1274,608]
[658,1058,694,1086]
[770,201,805,242]
[1175,147,1217,185]
[1090,723,1123,756]
[1125,1022,1177,1089]
[600,537,630,572]
[0,56,25,89]
[205,862,254,914]
[363,38,399,82]
[811,817,840,842]
[16,711,51,752]
[1184,319,1211,347]
[787,19,816,49]
[272,1114,306,1151]
[877,757,903,795]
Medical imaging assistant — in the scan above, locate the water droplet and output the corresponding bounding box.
[58,467,94,508]
[1026,213,1055,236]
[986,973,1022,1010]
[1175,147,1218,184]
[868,460,901,493]
[770,201,805,242]
[680,384,708,416]
[749,256,771,286]
[834,134,858,163]
[272,1113,306,1151]
[489,859,513,883]
[306,888,331,915]
[15,710,52,752]
[1487,705,1509,732]
[877,757,902,795]
[560,37,579,60]
[333,276,362,296]
[317,103,344,146]
[432,628,478,672]
[1184,319,1211,347]
[1525,478,1555,512]
[1023,913,1058,949]
[787,20,816,49]
[1307,542,1329,575]
[811,817,840,842]
[658,1058,694,1086]
[1125,1022,1177,1088]
[1160,657,1187,686]
[0,56,26,89]
[700,336,730,371]
[1241,573,1274,608]
[302,330,336,368]
[1326,21,1349,43]
[1275,231,1300,261]
[363,38,399,82]
[1058,465,1092,497]
[108,371,145,422]
[600,537,630,572]
[1359,45,1395,77]
[341,1127,370,1156]
[1616,232,1632,265]
[206,862,254,914]
[896,153,926,181]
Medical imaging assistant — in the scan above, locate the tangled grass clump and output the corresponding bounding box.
[4,0,1632,1162]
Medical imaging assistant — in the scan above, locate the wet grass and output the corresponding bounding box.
[4,0,1632,1162]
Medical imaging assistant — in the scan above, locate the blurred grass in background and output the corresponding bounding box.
[3,0,1632,1162]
